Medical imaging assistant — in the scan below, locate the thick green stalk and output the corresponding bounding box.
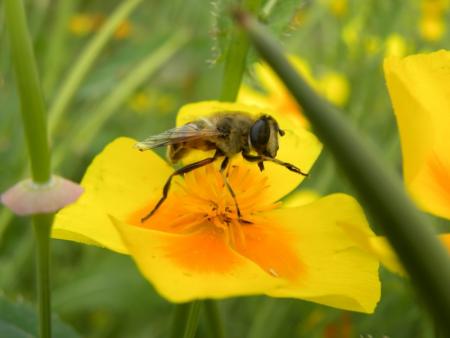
[4,1,54,338]
[48,0,143,135]
[33,214,53,338]
[183,301,202,338]
[170,301,202,338]
[4,0,51,184]
[203,300,225,338]
[220,0,262,101]
[237,13,450,335]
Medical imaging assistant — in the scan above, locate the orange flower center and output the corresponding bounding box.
[126,161,304,280]
[128,162,276,247]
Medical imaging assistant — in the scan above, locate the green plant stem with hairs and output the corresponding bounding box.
[220,0,263,101]
[4,0,54,337]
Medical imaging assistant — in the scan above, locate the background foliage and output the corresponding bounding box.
[1,0,449,337]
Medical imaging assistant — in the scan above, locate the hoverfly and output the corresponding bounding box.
[136,112,308,222]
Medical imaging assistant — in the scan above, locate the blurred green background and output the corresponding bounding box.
[1,0,449,337]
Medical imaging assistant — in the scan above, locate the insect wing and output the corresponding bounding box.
[135,122,222,150]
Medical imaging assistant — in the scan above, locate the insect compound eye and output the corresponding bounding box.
[250,117,271,151]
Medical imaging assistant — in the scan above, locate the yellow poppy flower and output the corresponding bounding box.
[419,14,446,41]
[384,34,408,58]
[52,101,380,313]
[128,91,151,113]
[384,51,450,220]
[69,14,102,37]
[379,50,450,273]
[327,0,348,18]
[69,13,132,40]
[238,57,349,128]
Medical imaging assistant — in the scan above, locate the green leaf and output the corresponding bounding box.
[0,296,80,338]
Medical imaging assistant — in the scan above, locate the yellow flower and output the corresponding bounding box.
[238,57,350,128]
[421,0,449,15]
[327,0,348,18]
[318,72,350,107]
[364,36,382,56]
[342,17,363,52]
[384,34,408,58]
[128,91,151,113]
[69,14,102,37]
[384,51,450,220]
[380,50,450,272]
[114,20,132,40]
[53,101,380,312]
[419,14,446,41]
[69,13,132,40]
[128,90,176,114]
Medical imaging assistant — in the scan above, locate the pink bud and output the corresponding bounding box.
[1,176,84,215]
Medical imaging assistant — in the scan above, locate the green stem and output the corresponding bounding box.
[4,0,51,183]
[238,13,450,336]
[220,0,262,101]
[33,214,53,338]
[203,300,225,338]
[4,1,54,338]
[171,301,202,338]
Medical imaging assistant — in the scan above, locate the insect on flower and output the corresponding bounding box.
[135,111,308,222]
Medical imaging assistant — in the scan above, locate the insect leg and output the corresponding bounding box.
[242,153,308,176]
[219,157,242,219]
[240,153,265,172]
[141,152,221,223]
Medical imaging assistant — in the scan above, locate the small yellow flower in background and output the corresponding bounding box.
[69,13,132,40]
[319,72,350,107]
[128,91,151,114]
[419,0,449,41]
[326,0,348,18]
[364,36,382,56]
[380,50,450,270]
[69,14,102,37]
[342,17,363,52]
[421,0,449,15]
[53,101,380,312]
[419,14,445,41]
[128,90,176,114]
[238,56,350,128]
[114,20,132,40]
[384,34,408,58]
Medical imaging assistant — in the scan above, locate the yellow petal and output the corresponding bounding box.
[237,84,273,109]
[254,56,318,97]
[368,237,405,276]
[384,51,450,219]
[368,234,450,276]
[282,189,320,207]
[52,137,173,253]
[266,193,380,313]
[176,101,322,202]
[111,217,286,302]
